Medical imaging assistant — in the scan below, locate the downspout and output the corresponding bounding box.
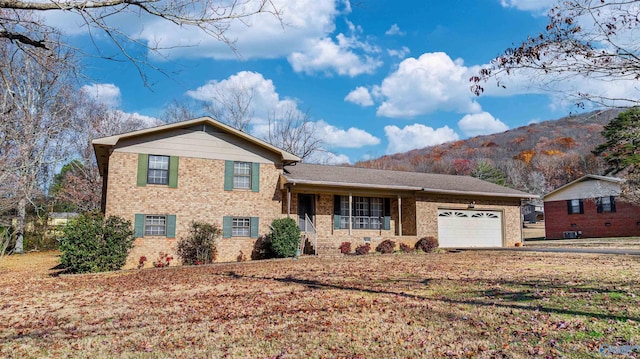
[349,193,353,236]
[287,186,291,218]
[398,195,402,236]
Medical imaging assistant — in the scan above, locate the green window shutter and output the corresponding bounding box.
[250,217,259,238]
[223,216,232,238]
[334,215,341,230]
[137,154,148,187]
[333,195,341,229]
[166,215,176,238]
[383,198,391,230]
[224,161,234,191]
[383,216,391,230]
[251,162,260,192]
[168,156,179,188]
[134,214,145,237]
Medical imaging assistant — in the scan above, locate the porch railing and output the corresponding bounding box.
[300,213,317,256]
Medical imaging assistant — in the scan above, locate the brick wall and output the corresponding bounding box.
[105,152,285,267]
[544,199,640,239]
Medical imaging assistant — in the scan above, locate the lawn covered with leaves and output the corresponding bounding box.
[1,251,639,358]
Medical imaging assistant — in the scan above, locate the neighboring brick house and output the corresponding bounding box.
[543,175,640,239]
[93,117,536,267]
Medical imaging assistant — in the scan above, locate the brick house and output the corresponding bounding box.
[543,175,640,239]
[93,117,536,267]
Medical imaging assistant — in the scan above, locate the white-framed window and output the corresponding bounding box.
[232,217,251,237]
[144,215,166,236]
[338,196,385,230]
[147,155,170,185]
[233,162,252,189]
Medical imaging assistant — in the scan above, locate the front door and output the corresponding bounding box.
[298,194,315,231]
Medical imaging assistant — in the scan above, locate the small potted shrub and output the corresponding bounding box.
[375,239,395,254]
[415,237,439,253]
[354,243,371,255]
[339,241,351,254]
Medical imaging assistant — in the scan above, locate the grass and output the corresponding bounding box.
[1,251,640,358]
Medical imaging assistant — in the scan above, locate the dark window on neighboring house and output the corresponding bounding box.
[147,155,170,185]
[597,196,617,213]
[567,199,584,214]
[335,196,390,230]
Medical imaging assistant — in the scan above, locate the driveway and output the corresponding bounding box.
[456,247,640,255]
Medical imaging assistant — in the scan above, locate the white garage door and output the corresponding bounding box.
[437,210,503,247]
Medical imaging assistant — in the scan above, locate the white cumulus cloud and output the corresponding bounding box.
[387,46,410,59]
[288,34,382,76]
[316,120,380,148]
[499,0,556,12]
[345,86,374,106]
[374,52,482,118]
[81,83,121,108]
[457,112,509,137]
[384,123,459,154]
[306,150,351,165]
[385,24,405,36]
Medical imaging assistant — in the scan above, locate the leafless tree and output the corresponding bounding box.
[0,1,281,84]
[471,0,640,107]
[161,99,198,124]
[265,105,321,161]
[202,83,256,132]
[0,26,78,253]
[54,96,159,213]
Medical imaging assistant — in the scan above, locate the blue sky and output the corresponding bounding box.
[45,0,637,164]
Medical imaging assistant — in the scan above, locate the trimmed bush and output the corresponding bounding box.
[251,235,275,260]
[339,241,351,254]
[375,239,396,254]
[415,236,439,253]
[399,243,412,253]
[59,212,134,273]
[269,218,301,258]
[176,221,221,265]
[354,243,371,255]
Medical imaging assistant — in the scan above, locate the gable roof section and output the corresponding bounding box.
[93,117,300,175]
[543,174,623,201]
[282,163,537,199]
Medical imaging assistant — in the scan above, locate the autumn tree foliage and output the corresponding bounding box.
[471,0,640,107]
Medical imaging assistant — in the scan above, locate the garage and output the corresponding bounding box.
[437,209,503,247]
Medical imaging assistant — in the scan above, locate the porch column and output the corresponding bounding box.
[397,195,402,236]
[287,186,291,218]
[348,193,353,236]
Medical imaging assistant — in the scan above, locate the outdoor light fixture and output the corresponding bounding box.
[468,201,475,209]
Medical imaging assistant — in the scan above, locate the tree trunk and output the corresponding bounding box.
[14,197,25,254]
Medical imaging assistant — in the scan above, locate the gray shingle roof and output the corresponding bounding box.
[283,163,537,199]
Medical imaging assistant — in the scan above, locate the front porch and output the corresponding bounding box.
[284,190,419,257]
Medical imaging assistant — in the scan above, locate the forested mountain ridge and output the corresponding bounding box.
[354,109,623,196]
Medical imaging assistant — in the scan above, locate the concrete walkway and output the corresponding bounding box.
[453,247,640,255]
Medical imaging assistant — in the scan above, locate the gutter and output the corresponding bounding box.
[421,188,539,199]
[283,177,538,199]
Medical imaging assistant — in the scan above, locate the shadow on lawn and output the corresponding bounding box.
[224,271,639,323]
